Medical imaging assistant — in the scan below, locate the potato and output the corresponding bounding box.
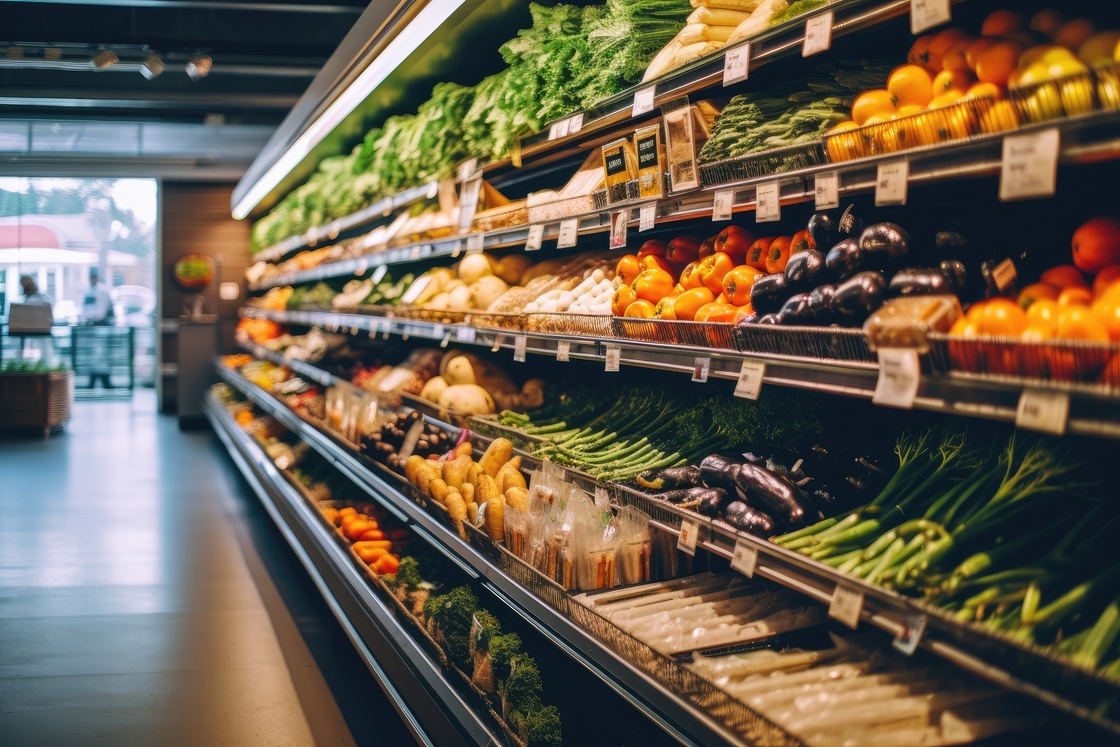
[476,474,500,504]
[428,478,450,505]
[505,487,529,512]
[442,455,473,489]
[479,438,513,477]
[486,496,504,540]
[438,385,495,416]
[497,464,528,495]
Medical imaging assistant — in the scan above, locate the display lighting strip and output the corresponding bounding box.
[232,0,470,220]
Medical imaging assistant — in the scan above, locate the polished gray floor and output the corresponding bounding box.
[0,392,405,746]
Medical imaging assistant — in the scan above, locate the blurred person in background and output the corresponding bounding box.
[80,269,115,388]
[20,276,53,306]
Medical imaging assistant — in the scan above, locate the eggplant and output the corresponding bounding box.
[750,272,790,314]
[654,487,721,507]
[939,260,967,294]
[756,313,784,325]
[807,212,834,248]
[733,463,822,531]
[696,488,732,517]
[825,238,862,281]
[784,248,827,292]
[636,464,702,491]
[935,230,967,254]
[888,266,958,297]
[836,205,864,239]
[858,222,910,267]
[807,285,836,324]
[829,271,886,323]
[735,312,760,326]
[722,501,775,537]
[700,454,742,492]
[779,293,816,324]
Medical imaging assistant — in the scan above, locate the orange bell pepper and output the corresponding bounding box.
[679,261,703,289]
[722,265,764,305]
[672,287,716,321]
[639,255,674,276]
[746,237,775,270]
[697,252,736,296]
[616,254,641,285]
[765,236,793,274]
[632,268,675,304]
[655,296,677,319]
[623,299,657,318]
[695,302,738,323]
[612,284,637,316]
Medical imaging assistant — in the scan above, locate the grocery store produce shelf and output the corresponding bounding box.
[202,393,503,747]
[237,340,342,388]
[239,306,1120,440]
[213,362,754,747]
[249,108,1120,293]
[218,356,1120,738]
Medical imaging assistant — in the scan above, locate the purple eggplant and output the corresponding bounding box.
[750,272,790,314]
[889,267,958,297]
[858,222,910,267]
[807,284,836,323]
[825,238,862,281]
[935,230,967,254]
[779,293,816,324]
[807,212,835,247]
[697,488,732,517]
[733,463,822,531]
[784,248,827,292]
[722,501,775,537]
[940,260,967,293]
[756,313,784,325]
[700,454,742,492]
[654,487,723,507]
[636,465,702,491]
[829,271,886,323]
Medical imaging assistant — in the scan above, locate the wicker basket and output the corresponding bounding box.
[0,370,73,434]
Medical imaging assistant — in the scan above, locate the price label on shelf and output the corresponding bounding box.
[910,0,951,34]
[755,181,781,223]
[1000,128,1059,202]
[370,264,388,284]
[548,117,570,141]
[513,334,527,363]
[991,258,1018,293]
[567,113,584,135]
[466,233,485,253]
[873,348,921,409]
[678,520,700,556]
[815,171,840,209]
[723,42,750,86]
[802,11,834,56]
[892,613,928,656]
[632,86,656,117]
[458,326,476,343]
[609,210,628,249]
[734,360,766,400]
[458,176,483,231]
[525,224,545,251]
[1016,389,1070,435]
[875,160,909,206]
[730,540,759,578]
[639,203,657,232]
[605,345,621,372]
[829,585,864,629]
[457,158,480,180]
[713,189,735,221]
[692,357,711,383]
[558,218,579,248]
[556,340,571,362]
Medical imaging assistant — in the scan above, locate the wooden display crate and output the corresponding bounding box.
[0,370,73,436]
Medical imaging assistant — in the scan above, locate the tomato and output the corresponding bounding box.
[373,554,401,575]
[1092,266,1120,298]
[632,268,675,304]
[612,284,637,316]
[745,237,775,270]
[355,545,388,564]
[695,302,737,323]
[1026,299,1060,327]
[665,235,703,263]
[639,254,675,276]
[1058,287,1092,307]
[697,252,736,296]
[1016,282,1059,309]
[722,265,764,305]
[1072,217,1120,274]
[765,236,793,274]
[977,297,1027,337]
[715,226,756,264]
[673,287,716,321]
[1040,265,1088,289]
[616,254,641,285]
[623,299,657,318]
[358,529,386,541]
[1057,305,1110,342]
[1091,297,1120,341]
[654,296,677,320]
[345,519,380,541]
[636,240,667,259]
[791,229,815,255]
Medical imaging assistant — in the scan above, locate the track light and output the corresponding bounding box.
[186,54,211,81]
[140,52,164,80]
[91,49,118,69]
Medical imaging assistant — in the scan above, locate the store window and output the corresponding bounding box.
[0,177,158,384]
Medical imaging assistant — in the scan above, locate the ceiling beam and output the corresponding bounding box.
[0,90,298,109]
[0,0,364,13]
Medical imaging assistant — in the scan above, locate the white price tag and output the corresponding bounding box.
[892,613,928,656]
[802,11,834,56]
[755,182,781,223]
[458,176,483,231]
[609,210,628,250]
[678,520,699,556]
[632,86,655,117]
[692,357,711,383]
[639,203,657,232]
[1000,129,1059,202]
[466,233,484,253]
[723,42,750,86]
[513,334,527,363]
[526,224,544,251]
[556,340,571,362]
[548,117,570,141]
[605,345,621,372]
[713,189,735,221]
[828,585,864,629]
[910,0,951,34]
[815,171,840,209]
[458,326,476,343]
[991,258,1018,293]
[875,160,909,206]
[567,113,584,135]
[558,218,578,248]
[734,360,766,400]
[457,159,480,180]
[730,540,759,578]
[1016,389,1070,435]
[873,348,921,409]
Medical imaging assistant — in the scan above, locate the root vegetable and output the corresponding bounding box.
[505,487,529,512]
[479,438,513,477]
[486,496,505,540]
[438,385,496,416]
[420,376,449,403]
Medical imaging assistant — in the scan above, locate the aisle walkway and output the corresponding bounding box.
[0,392,403,745]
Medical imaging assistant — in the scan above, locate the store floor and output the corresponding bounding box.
[0,391,412,746]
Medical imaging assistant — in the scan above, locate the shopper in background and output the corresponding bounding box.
[80,269,115,388]
[20,276,54,306]
[16,276,55,363]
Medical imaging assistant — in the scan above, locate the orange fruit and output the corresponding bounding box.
[928,92,964,109]
[1027,299,1061,328]
[631,268,674,304]
[888,65,935,108]
[852,89,898,126]
[965,38,998,71]
[966,82,1004,100]
[1072,217,1120,275]
[1021,324,1056,342]
[1058,286,1092,306]
[1056,304,1110,342]
[978,297,1028,336]
[825,121,863,162]
[976,42,1024,85]
[1054,19,1096,51]
[1030,9,1066,39]
[948,317,984,370]
[1018,283,1061,309]
[1092,297,1120,341]
[1101,355,1120,388]
[927,28,968,70]
[1040,265,1088,289]
[1092,266,1120,298]
[611,284,637,316]
[965,300,988,322]
[981,11,1027,38]
[940,37,975,72]
[909,34,936,69]
[672,287,716,322]
[933,69,974,95]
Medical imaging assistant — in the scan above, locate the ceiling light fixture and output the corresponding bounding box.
[140,52,164,80]
[91,49,118,69]
[186,54,212,81]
